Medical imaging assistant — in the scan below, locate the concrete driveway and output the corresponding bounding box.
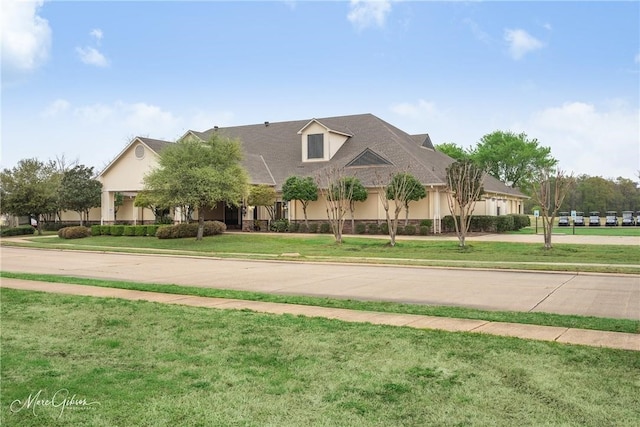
[2,247,638,320]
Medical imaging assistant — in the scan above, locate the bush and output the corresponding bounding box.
[404,224,416,235]
[366,223,379,235]
[91,225,101,236]
[419,219,433,228]
[319,223,331,234]
[270,219,289,233]
[297,223,308,233]
[100,225,111,235]
[156,221,226,239]
[146,225,160,237]
[379,222,389,235]
[419,225,430,236]
[288,222,300,233]
[355,223,367,234]
[510,214,530,230]
[395,225,405,235]
[496,215,515,233]
[307,223,318,233]
[110,225,125,236]
[42,222,73,231]
[0,225,36,237]
[58,226,91,239]
[135,226,147,236]
[123,226,136,236]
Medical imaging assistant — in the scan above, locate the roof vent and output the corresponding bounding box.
[264,121,269,127]
[214,126,219,130]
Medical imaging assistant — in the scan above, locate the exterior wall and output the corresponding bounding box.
[58,207,101,223]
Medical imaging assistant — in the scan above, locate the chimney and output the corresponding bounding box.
[264,121,269,127]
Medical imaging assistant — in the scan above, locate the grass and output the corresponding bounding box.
[511,224,640,236]
[2,271,638,334]
[4,232,640,274]
[2,288,639,427]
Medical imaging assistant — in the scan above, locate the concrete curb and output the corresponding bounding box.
[2,278,638,352]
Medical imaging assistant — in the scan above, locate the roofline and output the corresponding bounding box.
[98,137,160,177]
[296,118,353,137]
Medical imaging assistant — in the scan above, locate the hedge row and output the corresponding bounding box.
[91,225,160,237]
[0,225,36,237]
[441,214,530,233]
[270,219,434,236]
[156,221,226,239]
[58,226,91,239]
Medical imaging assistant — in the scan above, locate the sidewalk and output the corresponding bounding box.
[2,278,638,352]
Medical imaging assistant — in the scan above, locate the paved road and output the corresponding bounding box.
[2,247,639,320]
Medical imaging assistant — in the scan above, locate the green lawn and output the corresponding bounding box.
[512,224,640,236]
[2,289,638,427]
[5,232,640,274]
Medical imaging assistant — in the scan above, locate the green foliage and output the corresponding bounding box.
[435,142,471,161]
[146,225,160,237]
[420,219,433,228]
[142,134,249,239]
[111,225,125,236]
[135,226,147,236]
[155,221,227,239]
[510,214,531,230]
[0,225,36,237]
[472,131,557,189]
[404,224,417,235]
[419,226,430,235]
[307,223,318,233]
[496,216,515,233]
[248,185,277,220]
[379,222,389,235]
[100,225,111,235]
[319,222,331,233]
[57,226,91,239]
[386,173,426,204]
[355,223,367,234]
[270,219,289,232]
[297,223,308,233]
[367,223,379,235]
[282,176,318,204]
[58,165,102,223]
[123,226,136,236]
[91,225,101,236]
[288,222,300,233]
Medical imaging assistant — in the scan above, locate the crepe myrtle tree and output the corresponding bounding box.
[337,176,367,233]
[376,170,424,246]
[141,134,249,240]
[445,159,485,248]
[316,167,353,244]
[529,168,575,250]
[387,173,426,226]
[282,175,318,228]
[248,184,277,222]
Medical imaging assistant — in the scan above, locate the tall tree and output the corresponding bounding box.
[338,176,367,233]
[248,185,277,222]
[530,169,575,250]
[58,165,103,226]
[316,167,352,244]
[0,159,59,234]
[282,176,318,227]
[387,173,426,226]
[472,131,557,189]
[142,134,249,240]
[435,142,470,161]
[445,160,485,248]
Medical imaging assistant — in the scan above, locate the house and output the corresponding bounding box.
[98,113,525,232]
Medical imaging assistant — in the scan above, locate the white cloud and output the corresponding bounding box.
[504,28,544,60]
[90,28,103,42]
[74,103,114,123]
[42,99,71,117]
[464,18,492,44]
[390,99,440,120]
[0,0,51,76]
[521,102,640,179]
[347,0,392,31]
[76,46,109,67]
[635,53,640,64]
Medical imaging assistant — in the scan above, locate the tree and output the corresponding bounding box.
[435,142,470,161]
[445,159,485,248]
[113,192,124,221]
[338,176,367,233]
[0,159,59,234]
[141,134,249,240]
[281,176,318,227]
[316,167,353,244]
[248,185,277,222]
[530,169,575,249]
[387,173,426,226]
[58,165,103,226]
[134,190,171,223]
[472,131,557,189]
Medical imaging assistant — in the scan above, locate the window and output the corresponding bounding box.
[307,134,324,159]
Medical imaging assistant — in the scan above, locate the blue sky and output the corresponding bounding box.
[2,0,639,181]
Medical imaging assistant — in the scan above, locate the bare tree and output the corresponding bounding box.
[316,167,353,244]
[529,168,575,249]
[376,170,420,246]
[445,160,485,248]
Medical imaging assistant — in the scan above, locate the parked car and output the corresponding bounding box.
[574,211,585,226]
[621,211,635,226]
[605,211,618,226]
[589,211,600,226]
[636,211,640,226]
[558,212,570,226]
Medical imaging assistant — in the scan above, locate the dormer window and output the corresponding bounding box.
[307,134,324,159]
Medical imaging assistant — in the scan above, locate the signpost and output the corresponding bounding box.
[534,210,539,234]
[571,210,576,235]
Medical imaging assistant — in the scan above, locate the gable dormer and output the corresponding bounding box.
[297,119,352,162]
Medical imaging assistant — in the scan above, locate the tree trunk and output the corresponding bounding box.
[404,203,409,226]
[303,203,309,228]
[196,210,205,241]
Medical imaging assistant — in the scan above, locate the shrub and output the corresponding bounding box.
[123,226,136,236]
[270,219,289,233]
[355,223,367,234]
[419,219,433,228]
[510,214,530,230]
[496,215,515,233]
[419,225,430,236]
[110,225,125,236]
[135,226,147,236]
[288,222,300,233]
[366,223,379,235]
[0,225,35,237]
[297,223,308,233]
[395,225,405,235]
[146,225,160,237]
[404,224,416,235]
[307,223,318,233]
[319,223,331,234]
[91,225,101,236]
[58,226,91,239]
[100,225,111,235]
[379,222,389,235]
[42,222,72,231]
[156,221,226,239]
